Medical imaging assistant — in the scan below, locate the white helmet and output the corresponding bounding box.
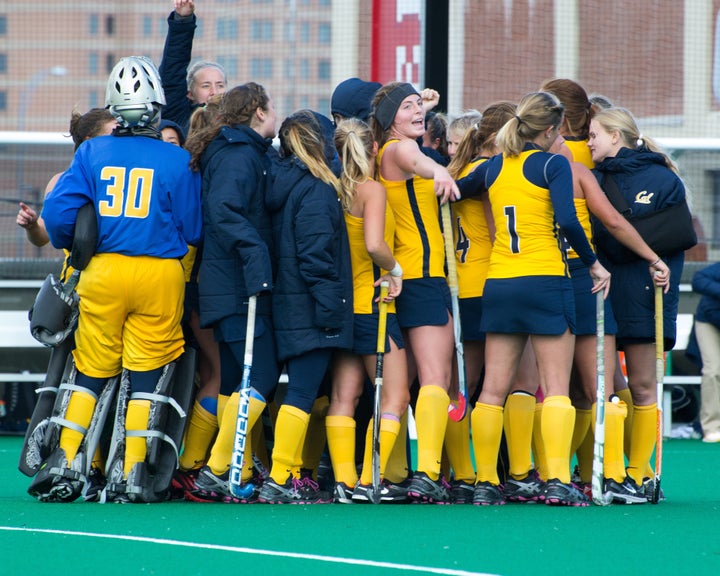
[105,56,166,127]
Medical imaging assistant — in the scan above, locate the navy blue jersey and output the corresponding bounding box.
[43,134,202,258]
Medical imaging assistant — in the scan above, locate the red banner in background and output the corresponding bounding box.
[371,0,422,86]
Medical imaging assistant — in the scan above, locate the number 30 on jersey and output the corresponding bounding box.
[98,166,154,219]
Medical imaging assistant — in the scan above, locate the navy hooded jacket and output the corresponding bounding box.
[593,147,684,345]
[265,155,353,361]
[198,125,274,327]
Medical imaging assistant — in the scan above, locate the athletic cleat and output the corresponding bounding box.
[333,482,355,504]
[603,477,647,504]
[542,478,590,507]
[83,466,106,502]
[170,469,197,500]
[299,476,332,504]
[186,466,242,503]
[504,470,544,502]
[407,472,452,504]
[379,477,412,503]
[472,481,505,506]
[450,479,475,504]
[642,477,666,502]
[257,477,307,504]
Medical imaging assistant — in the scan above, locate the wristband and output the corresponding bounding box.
[389,262,403,277]
[650,258,661,267]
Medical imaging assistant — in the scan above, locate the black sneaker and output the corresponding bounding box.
[258,477,307,504]
[299,476,332,504]
[642,477,666,503]
[187,466,244,503]
[333,482,354,504]
[504,470,543,503]
[542,478,589,507]
[472,481,505,506]
[407,472,451,504]
[379,477,412,503]
[603,477,647,505]
[450,480,474,504]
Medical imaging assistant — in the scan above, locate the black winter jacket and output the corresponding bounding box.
[198,125,274,327]
[266,156,353,361]
[158,12,201,134]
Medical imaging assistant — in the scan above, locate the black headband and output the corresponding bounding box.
[374,83,420,130]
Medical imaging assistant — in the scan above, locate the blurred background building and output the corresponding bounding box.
[0,0,719,263]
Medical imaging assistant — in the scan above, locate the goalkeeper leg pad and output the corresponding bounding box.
[103,350,196,503]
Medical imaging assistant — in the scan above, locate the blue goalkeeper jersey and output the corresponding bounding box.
[43,133,202,258]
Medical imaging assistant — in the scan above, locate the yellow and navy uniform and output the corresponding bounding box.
[345,203,397,315]
[378,140,445,281]
[344,195,404,355]
[487,151,572,279]
[452,157,492,300]
[564,137,593,169]
[457,144,597,335]
[377,140,451,329]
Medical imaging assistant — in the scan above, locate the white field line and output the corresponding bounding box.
[0,526,499,576]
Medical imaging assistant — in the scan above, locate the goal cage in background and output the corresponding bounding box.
[1,0,720,272]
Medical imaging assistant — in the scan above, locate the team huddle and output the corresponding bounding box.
[17,4,691,509]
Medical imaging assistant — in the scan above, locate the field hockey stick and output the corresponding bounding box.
[591,291,612,505]
[371,281,390,504]
[652,284,664,504]
[229,294,258,499]
[441,202,468,422]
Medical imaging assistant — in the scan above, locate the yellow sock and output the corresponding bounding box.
[541,395,575,484]
[59,390,97,464]
[444,411,475,483]
[384,410,409,483]
[326,415,358,487]
[414,385,450,480]
[207,393,266,478]
[616,387,633,458]
[603,400,628,482]
[627,403,657,485]
[241,398,268,482]
[124,399,151,477]
[179,400,218,471]
[532,402,548,480]
[301,395,330,479]
[572,409,593,483]
[251,417,270,472]
[91,447,104,471]
[471,402,504,484]
[503,392,536,479]
[359,416,402,485]
[270,404,310,483]
[207,392,239,475]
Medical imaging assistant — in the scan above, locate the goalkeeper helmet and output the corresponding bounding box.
[105,56,165,128]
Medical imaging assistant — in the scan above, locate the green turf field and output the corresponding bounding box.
[1,435,719,576]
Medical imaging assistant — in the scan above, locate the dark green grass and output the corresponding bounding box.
[1,437,719,576]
